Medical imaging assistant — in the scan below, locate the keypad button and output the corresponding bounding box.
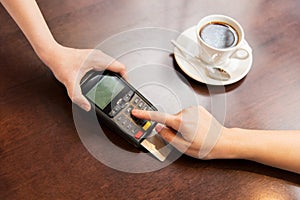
[134,131,144,139]
[143,105,149,110]
[125,105,134,115]
[117,115,125,122]
[109,110,117,117]
[142,121,152,131]
[131,127,138,135]
[116,98,126,108]
[121,119,130,126]
[123,90,134,102]
[138,101,144,109]
[126,123,133,130]
[123,95,130,102]
[133,97,140,105]
[127,90,134,98]
[113,105,121,112]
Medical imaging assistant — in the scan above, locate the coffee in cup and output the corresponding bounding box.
[196,15,249,66]
[200,22,239,49]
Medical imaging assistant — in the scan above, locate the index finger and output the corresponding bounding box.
[131,109,180,130]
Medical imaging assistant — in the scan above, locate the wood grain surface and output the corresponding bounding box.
[1,0,300,199]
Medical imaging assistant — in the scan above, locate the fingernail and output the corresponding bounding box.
[131,109,138,115]
[82,103,91,111]
[155,124,164,133]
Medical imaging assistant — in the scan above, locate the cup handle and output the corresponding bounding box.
[229,48,249,60]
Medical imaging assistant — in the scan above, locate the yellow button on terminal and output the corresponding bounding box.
[142,121,152,131]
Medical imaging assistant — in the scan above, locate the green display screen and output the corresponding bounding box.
[86,76,125,109]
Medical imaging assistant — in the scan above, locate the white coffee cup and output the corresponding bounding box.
[196,14,249,66]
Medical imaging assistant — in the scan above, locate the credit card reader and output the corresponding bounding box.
[81,70,170,161]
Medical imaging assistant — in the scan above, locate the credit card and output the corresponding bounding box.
[141,129,171,162]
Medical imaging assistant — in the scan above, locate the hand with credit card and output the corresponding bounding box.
[132,106,300,174]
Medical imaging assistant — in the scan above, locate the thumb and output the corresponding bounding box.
[68,83,91,111]
[73,94,91,112]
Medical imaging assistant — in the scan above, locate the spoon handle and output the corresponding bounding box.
[171,40,207,79]
[171,40,199,59]
[171,40,231,81]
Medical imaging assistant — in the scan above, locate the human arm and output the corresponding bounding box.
[132,106,300,174]
[0,0,126,111]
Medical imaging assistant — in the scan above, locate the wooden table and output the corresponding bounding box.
[1,0,300,199]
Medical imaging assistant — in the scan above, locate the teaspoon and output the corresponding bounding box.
[171,40,231,81]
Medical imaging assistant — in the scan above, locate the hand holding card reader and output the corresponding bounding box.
[81,70,171,161]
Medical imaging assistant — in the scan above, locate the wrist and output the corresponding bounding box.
[34,39,62,70]
[35,42,64,72]
[206,127,245,160]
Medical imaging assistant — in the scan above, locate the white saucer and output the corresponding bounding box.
[174,26,253,86]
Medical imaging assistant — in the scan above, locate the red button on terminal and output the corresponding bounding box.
[134,131,143,139]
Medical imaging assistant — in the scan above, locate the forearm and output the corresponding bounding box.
[219,128,300,173]
[1,0,59,59]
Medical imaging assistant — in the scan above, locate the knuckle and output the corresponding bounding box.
[119,63,126,70]
[173,115,182,126]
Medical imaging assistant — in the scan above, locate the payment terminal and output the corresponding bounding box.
[81,70,170,161]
